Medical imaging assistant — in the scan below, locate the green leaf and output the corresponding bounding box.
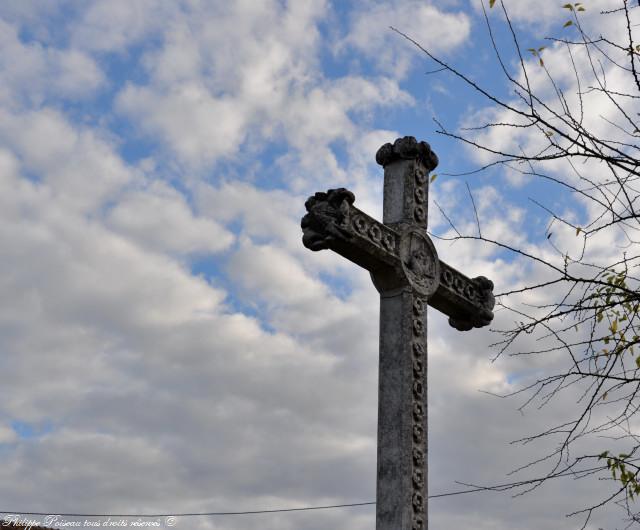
[611,320,618,333]
[564,20,573,27]
[430,173,437,183]
[539,58,544,67]
[576,226,582,235]
[635,356,640,369]
[577,6,585,11]
[563,3,574,9]
[599,451,609,459]
[489,0,497,7]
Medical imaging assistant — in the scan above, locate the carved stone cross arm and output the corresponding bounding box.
[301,188,400,278]
[300,136,495,530]
[301,190,495,331]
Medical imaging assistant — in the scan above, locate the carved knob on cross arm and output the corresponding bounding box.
[448,276,495,331]
[375,136,439,172]
[301,188,356,251]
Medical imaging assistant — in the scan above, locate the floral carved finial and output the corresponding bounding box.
[375,136,439,172]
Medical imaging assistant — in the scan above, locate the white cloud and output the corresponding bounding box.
[0,107,133,212]
[108,181,234,256]
[474,0,626,31]
[228,238,325,307]
[110,0,414,171]
[70,0,176,53]
[0,424,18,444]
[340,0,472,78]
[195,180,304,254]
[0,19,104,106]
[108,0,323,169]
[116,82,250,168]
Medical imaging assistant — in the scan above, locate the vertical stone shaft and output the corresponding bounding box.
[382,158,429,229]
[376,157,429,530]
[377,290,428,530]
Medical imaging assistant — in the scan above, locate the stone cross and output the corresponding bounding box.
[301,137,495,530]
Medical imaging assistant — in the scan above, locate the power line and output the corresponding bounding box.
[1,503,375,518]
[0,488,487,519]
[0,466,608,519]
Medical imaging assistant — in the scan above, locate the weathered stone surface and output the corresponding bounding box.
[301,188,355,251]
[375,136,439,172]
[301,191,493,327]
[399,229,440,298]
[301,138,494,530]
[431,269,495,331]
[377,289,428,530]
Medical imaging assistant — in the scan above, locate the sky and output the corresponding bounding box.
[0,1,638,529]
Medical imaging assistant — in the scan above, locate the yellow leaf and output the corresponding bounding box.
[576,227,582,235]
[611,320,618,333]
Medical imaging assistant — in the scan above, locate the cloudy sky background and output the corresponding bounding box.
[0,1,638,529]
